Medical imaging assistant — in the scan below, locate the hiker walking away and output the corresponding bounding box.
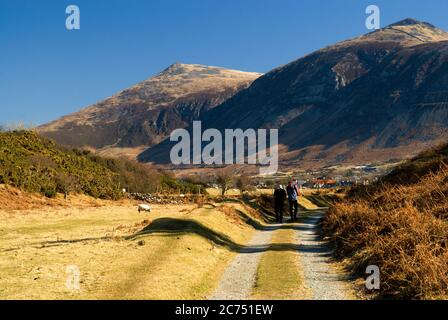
[273,184,287,223]
[286,180,300,222]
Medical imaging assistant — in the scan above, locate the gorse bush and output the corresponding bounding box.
[161,174,204,194]
[323,144,448,299]
[87,154,162,194]
[0,131,204,199]
[0,131,123,199]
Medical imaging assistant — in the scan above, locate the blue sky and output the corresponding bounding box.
[1,0,448,125]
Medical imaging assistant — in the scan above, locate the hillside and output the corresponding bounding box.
[379,142,448,185]
[141,19,448,168]
[0,130,124,199]
[0,130,200,200]
[323,143,448,299]
[38,64,261,158]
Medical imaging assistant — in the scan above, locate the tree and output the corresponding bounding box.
[235,175,252,194]
[216,168,234,196]
[56,173,79,200]
[265,179,275,188]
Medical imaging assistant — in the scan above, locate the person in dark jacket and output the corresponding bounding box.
[273,185,287,223]
[286,180,300,222]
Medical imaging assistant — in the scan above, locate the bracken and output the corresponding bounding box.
[323,144,448,299]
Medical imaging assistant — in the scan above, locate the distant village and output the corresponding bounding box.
[300,165,380,189]
[254,163,395,190]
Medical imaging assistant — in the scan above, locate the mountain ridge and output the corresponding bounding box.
[140,19,448,169]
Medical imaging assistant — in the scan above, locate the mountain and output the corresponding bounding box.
[38,64,261,158]
[140,19,448,168]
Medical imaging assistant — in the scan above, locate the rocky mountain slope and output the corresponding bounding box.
[141,19,448,168]
[38,64,261,157]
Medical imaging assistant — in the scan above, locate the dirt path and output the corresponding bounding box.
[210,209,355,300]
[296,210,355,300]
[209,226,276,300]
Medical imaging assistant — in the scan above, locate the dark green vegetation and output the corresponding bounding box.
[0,130,202,199]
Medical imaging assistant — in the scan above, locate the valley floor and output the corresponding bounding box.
[0,197,357,300]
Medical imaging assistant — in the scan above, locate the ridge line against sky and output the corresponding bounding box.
[1,0,448,125]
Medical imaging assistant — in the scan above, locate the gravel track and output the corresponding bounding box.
[210,210,355,300]
[296,211,355,300]
[209,227,276,300]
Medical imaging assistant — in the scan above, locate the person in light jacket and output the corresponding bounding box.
[286,180,300,222]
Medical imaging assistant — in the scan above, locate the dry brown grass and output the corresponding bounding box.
[0,184,119,211]
[217,205,247,227]
[324,164,448,299]
[0,201,262,300]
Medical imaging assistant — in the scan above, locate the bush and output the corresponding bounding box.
[235,175,254,194]
[41,186,57,198]
[0,131,122,199]
[323,162,448,299]
[0,131,205,199]
[161,175,205,195]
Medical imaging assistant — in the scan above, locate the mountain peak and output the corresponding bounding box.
[159,62,195,76]
[157,63,261,79]
[341,18,448,47]
[388,18,436,29]
[39,63,261,151]
[160,63,221,76]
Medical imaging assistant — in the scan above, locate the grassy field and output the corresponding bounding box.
[0,183,338,300]
[0,201,262,300]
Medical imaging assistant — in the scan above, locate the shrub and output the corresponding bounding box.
[41,186,57,198]
[235,175,254,194]
[0,131,122,199]
[0,130,205,199]
[323,161,448,299]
